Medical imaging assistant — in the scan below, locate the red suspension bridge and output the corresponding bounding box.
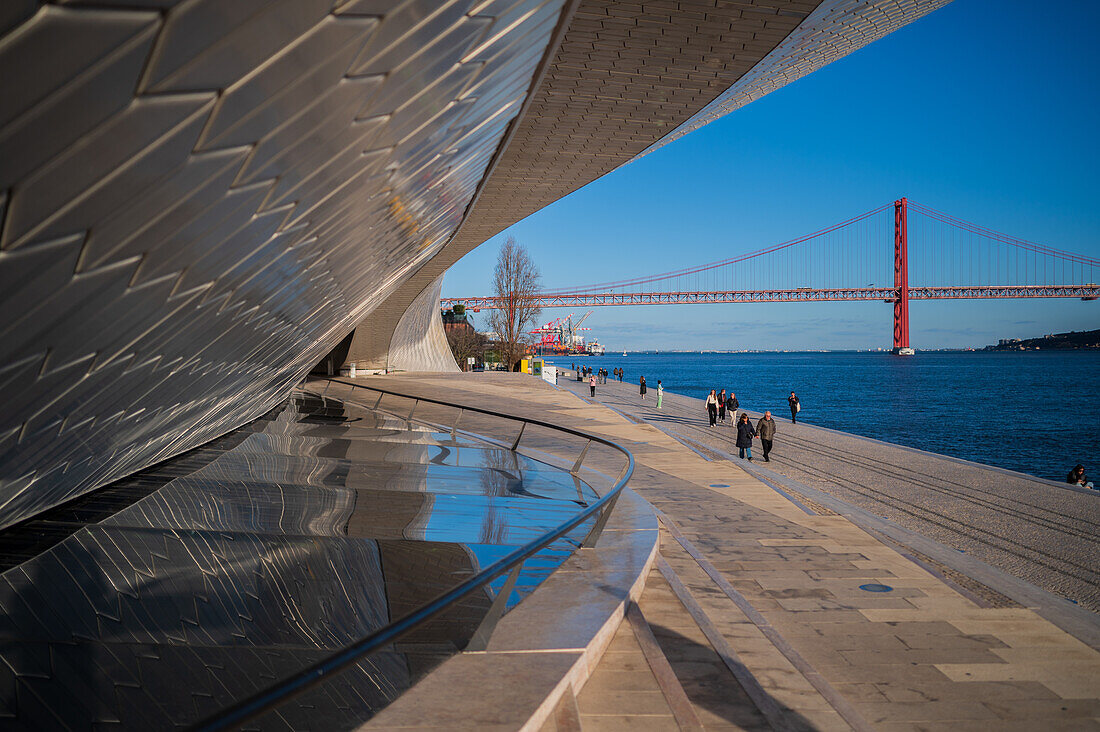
[442,199,1100,354]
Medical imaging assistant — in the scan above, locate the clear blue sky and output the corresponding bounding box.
[442,0,1100,351]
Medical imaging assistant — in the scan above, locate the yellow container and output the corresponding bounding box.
[520,358,529,374]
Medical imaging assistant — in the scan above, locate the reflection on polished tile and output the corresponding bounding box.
[0,390,596,729]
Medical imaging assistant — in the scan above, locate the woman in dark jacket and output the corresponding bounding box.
[735,412,756,461]
[639,375,647,400]
[726,392,739,424]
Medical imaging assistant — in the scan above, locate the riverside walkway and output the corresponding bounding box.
[360,372,1100,731]
[558,374,1100,616]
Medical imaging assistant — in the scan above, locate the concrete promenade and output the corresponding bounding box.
[558,374,1100,615]
[359,372,1100,731]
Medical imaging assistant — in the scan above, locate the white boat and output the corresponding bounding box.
[622,351,627,356]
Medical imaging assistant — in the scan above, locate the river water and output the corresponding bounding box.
[548,351,1099,483]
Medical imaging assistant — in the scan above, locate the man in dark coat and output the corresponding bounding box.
[788,392,800,423]
[757,411,776,462]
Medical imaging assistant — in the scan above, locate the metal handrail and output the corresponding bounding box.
[192,377,634,731]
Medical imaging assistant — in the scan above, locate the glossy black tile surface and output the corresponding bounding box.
[0,390,596,729]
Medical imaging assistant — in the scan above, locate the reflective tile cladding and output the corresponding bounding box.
[0,390,598,729]
[0,0,567,530]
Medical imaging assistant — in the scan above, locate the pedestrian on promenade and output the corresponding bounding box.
[717,389,727,423]
[736,412,757,461]
[589,373,596,397]
[757,410,776,462]
[705,390,718,426]
[727,392,739,425]
[657,381,663,410]
[788,391,800,423]
[1067,464,1094,489]
[640,375,647,400]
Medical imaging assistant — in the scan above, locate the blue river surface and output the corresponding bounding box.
[545,351,1098,483]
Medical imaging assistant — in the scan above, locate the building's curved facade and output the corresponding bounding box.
[0,0,948,529]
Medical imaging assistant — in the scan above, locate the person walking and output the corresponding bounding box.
[788,391,800,423]
[726,392,739,426]
[736,412,757,460]
[589,373,596,397]
[640,375,647,400]
[657,380,663,410]
[757,410,776,462]
[717,389,727,423]
[705,389,718,426]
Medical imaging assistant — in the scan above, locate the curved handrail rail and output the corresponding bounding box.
[191,377,634,731]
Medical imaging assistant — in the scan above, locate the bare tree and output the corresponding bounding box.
[487,237,541,370]
[446,325,486,370]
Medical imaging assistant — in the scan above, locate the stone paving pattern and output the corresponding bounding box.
[357,372,1100,730]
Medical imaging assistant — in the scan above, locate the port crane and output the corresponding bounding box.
[529,311,594,355]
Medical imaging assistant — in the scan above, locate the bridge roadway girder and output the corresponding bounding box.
[443,285,1100,310]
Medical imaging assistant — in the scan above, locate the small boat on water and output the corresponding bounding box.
[622,351,627,356]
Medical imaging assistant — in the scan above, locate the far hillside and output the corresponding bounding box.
[984,329,1100,351]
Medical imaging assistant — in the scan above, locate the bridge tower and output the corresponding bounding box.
[893,197,913,355]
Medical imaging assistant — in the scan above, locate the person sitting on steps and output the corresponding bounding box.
[1067,464,1094,489]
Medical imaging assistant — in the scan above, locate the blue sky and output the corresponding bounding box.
[442,0,1100,350]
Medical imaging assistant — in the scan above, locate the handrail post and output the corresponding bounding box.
[510,422,526,451]
[571,439,591,474]
[572,474,587,503]
[581,491,621,548]
[464,563,524,652]
[451,408,463,439]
